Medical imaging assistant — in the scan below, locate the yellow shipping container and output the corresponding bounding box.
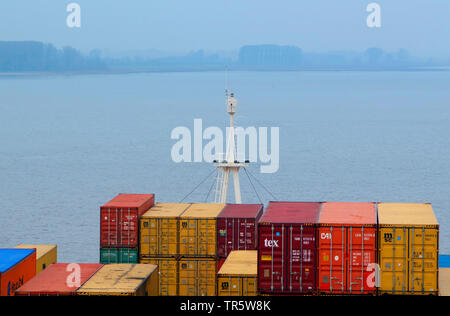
[440,268,450,296]
[179,258,216,296]
[141,257,178,296]
[140,203,190,258]
[378,203,439,295]
[179,203,225,257]
[217,250,258,296]
[15,244,57,274]
[76,264,159,296]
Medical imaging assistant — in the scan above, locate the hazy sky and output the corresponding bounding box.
[1,1,449,57]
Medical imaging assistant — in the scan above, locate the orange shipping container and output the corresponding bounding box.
[318,202,377,295]
[141,257,178,296]
[179,258,216,296]
[217,251,258,296]
[378,203,439,295]
[0,249,37,296]
[140,203,190,258]
[179,204,225,257]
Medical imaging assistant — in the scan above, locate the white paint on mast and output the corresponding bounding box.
[214,90,247,203]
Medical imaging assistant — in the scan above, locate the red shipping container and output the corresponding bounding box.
[318,202,377,295]
[0,249,36,296]
[217,204,264,258]
[15,263,103,296]
[258,202,321,294]
[100,194,155,248]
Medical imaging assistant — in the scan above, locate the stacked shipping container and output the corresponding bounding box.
[258,202,321,294]
[216,204,264,271]
[140,203,190,258]
[217,250,258,296]
[139,203,226,296]
[87,197,441,296]
[178,203,225,296]
[377,203,439,295]
[139,203,191,296]
[141,257,178,296]
[317,202,377,295]
[100,194,154,263]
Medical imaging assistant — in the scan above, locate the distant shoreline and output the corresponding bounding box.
[0,66,449,77]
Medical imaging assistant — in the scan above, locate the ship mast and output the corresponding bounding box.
[213,90,248,203]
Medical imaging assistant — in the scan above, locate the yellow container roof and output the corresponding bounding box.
[15,244,57,260]
[142,203,191,218]
[378,203,439,226]
[218,251,258,276]
[77,264,157,294]
[180,203,226,218]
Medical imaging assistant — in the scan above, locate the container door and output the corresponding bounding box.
[100,248,118,264]
[318,226,346,293]
[198,259,216,296]
[158,218,178,256]
[198,219,216,257]
[217,218,233,257]
[347,226,377,294]
[119,208,139,248]
[409,227,438,294]
[100,207,119,247]
[218,276,240,296]
[242,277,258,296]
[238,218,257,251]
[258,224,286,292]
[179,259,197,296]
[159,259,178,296]
[180,218,197,256]
[120,248,138,263]
[379,226,408,294]
[287,225,316,293]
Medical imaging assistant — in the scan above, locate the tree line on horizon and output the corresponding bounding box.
[0,41,105,72]
[0,41,448,72]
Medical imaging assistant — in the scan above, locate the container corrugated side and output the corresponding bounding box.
[15,263,103,296]
[179,204,225,257]
[217,251,258,296]
[0,249,36,296]
[318,202,377,295]
[141,257,178,296]
[15,245,57,274]
[258,202,321,294]
[100,248,138,264]
[179,258,216,296]
[140,203,190,258]
[378,203,439,295]
[218,274,257,296]
[217,204,263,258]
[76,264,158,296]
[100,194,155,248]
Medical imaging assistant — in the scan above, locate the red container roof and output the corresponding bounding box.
[101,194,154,208]
[319,202,376,225]
[15,263,103,295]
[259,202,322,224]
[218,204,263,218]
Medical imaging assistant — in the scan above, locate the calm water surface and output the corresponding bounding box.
[0,71,449,262]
